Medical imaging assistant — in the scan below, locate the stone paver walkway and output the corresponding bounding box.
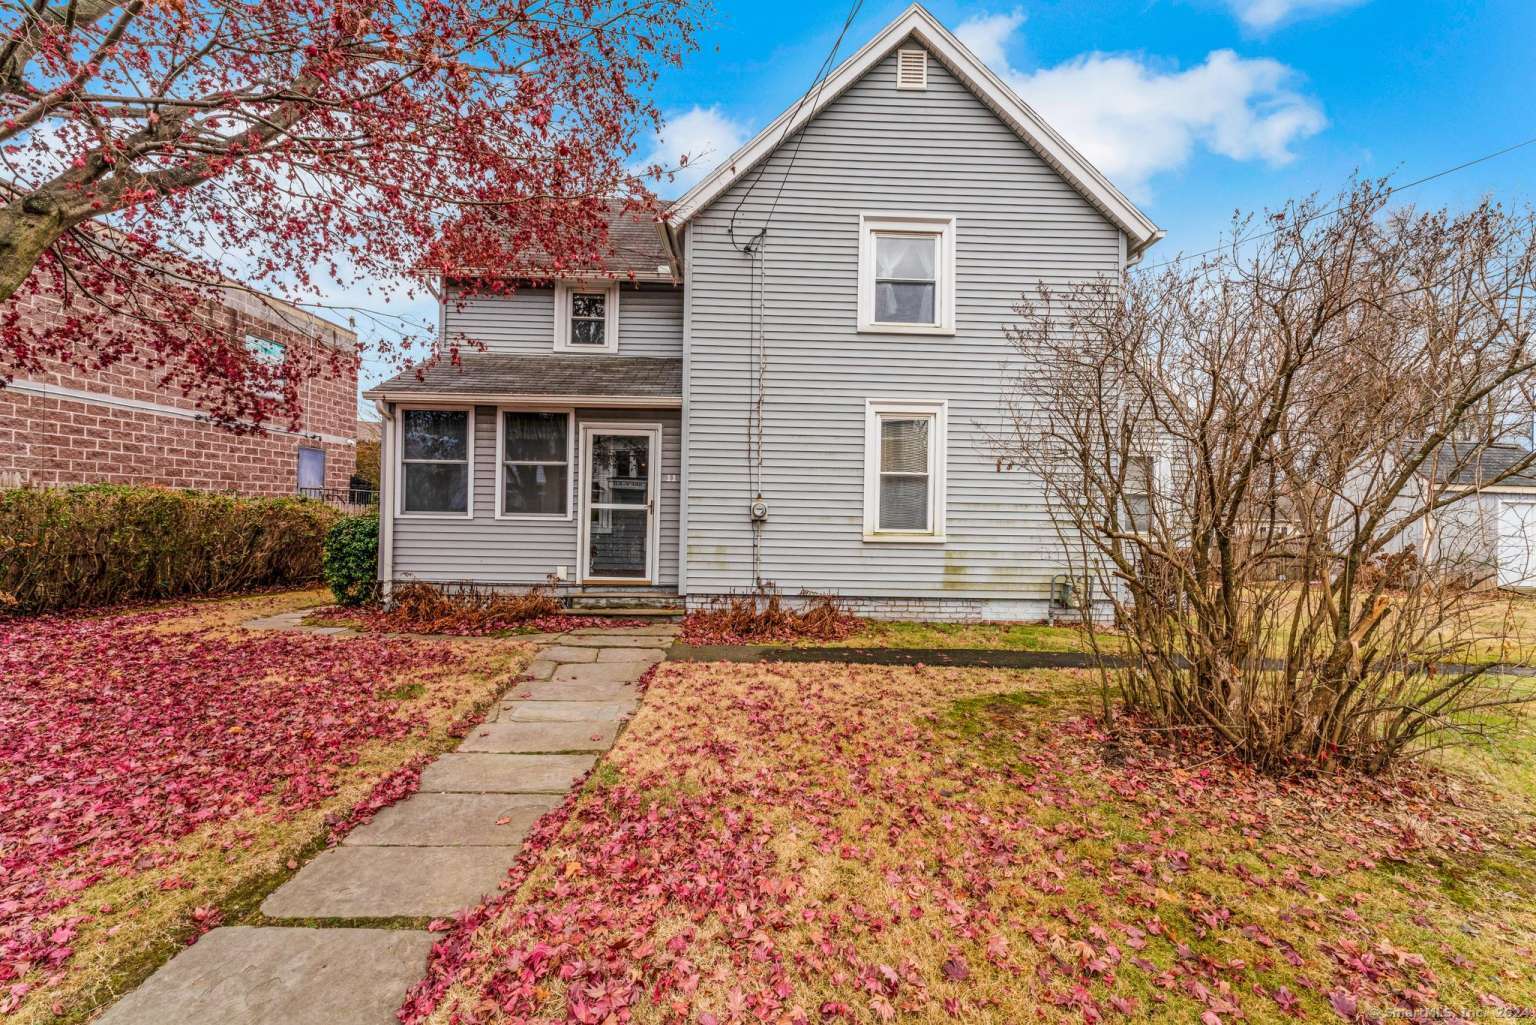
[99,617,675,1025]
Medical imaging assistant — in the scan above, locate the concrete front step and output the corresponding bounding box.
[571,606,682,617]
[97,927,432,1025]
[566,591,682,613]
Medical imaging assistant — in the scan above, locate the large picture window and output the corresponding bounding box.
[500,410,571,517]
[863,399,947,541]
[399,408,471,515]
[858,214,955,335]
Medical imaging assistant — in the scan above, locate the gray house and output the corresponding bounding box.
[364,5,1162,619]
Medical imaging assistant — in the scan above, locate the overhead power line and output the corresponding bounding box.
[727,0,865,252]
[1139,133,1536,272]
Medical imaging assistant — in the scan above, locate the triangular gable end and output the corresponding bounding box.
[663,4,1164,260]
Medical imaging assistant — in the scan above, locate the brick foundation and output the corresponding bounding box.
[682,592,1113,624]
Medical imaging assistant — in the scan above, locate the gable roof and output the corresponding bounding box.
[663,4,1163,258]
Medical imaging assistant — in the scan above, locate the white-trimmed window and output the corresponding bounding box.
[863,399,947,541]
[857,214,956,335]
[554,280,619,352]
[498,409,572,518]
[1124,455,1154,533]
[398,408,472,516]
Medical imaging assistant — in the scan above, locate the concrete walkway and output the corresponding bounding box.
[100,620,675,1025]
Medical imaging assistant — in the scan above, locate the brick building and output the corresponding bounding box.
[0,285,359,497]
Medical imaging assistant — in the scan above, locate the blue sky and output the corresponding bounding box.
[643,0,1536,249]
[355,0,1536,406]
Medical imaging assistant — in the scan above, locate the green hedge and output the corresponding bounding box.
[322,514,379,606]
[0,485,342,614]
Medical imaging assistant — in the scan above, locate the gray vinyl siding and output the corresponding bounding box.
[682,42,1124,602]
[391,405,681,587]
[443,284,682,357]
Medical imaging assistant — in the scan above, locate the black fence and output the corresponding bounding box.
[298,486,379,509]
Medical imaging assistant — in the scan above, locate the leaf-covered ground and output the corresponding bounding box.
[403,662,1536,1024]
[308,606,650,638]
[0,591,530,1023]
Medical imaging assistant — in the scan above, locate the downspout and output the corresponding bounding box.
[374,398,395,600]
[677,223,690,601]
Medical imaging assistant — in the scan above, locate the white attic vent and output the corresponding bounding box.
[896,48,927,90]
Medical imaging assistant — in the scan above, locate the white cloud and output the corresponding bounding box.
[1222,0,1365,31]
[955,10,1326,199]
[955,8,1025,67]
[640,105,753,193]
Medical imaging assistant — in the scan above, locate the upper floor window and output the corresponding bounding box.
[399,408,472,516]
[554,280,619,353]
[857,214,955,335]
[863,399,947,542]
[244,334,285,397]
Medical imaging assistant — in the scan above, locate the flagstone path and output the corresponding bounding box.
[99,619,675,1025]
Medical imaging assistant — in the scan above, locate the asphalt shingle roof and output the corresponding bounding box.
[364,354,682,401]
[450,200,673,279]
[1422,441,1536,488]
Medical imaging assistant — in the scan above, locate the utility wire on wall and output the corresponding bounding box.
[730,0,866,590]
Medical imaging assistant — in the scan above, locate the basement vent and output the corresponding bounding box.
[896,48,927,90]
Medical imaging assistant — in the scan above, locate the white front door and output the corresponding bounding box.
[580,424,661,584]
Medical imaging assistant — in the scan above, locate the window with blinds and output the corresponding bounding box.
[863,400,947,541]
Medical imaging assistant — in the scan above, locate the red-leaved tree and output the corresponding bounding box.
[0,0,701,426]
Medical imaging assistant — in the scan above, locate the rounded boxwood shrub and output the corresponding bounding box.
[322,514,379,606]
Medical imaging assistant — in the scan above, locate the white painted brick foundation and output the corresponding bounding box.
[684,593,1115,624]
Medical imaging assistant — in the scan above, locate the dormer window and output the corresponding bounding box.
[554,280,619,353]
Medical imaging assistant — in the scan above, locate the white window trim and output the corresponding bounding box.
[578,421,663,585]
[494,406,575,521]
[395,404,475,520]
[863,398,947,543]
[857,213,956,336]
[553,280,620,353]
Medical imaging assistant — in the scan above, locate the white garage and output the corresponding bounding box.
[1497,497,1536,588]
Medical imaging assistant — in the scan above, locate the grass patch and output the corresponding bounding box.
[404,660,1536,1024]
[820,618,1118,652]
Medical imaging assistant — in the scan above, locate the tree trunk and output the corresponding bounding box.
[0,192,71,303]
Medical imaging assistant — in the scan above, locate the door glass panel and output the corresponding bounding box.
[589,507,648,578]
[589,435,650,506]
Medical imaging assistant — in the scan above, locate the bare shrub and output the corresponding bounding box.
[681,589,861,645]
[1004,178,1536,774]
[374,582,562,635]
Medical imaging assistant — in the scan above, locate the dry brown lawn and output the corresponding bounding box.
[404,660,1536,1024]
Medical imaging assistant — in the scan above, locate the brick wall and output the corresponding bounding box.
[0,287,359,497]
